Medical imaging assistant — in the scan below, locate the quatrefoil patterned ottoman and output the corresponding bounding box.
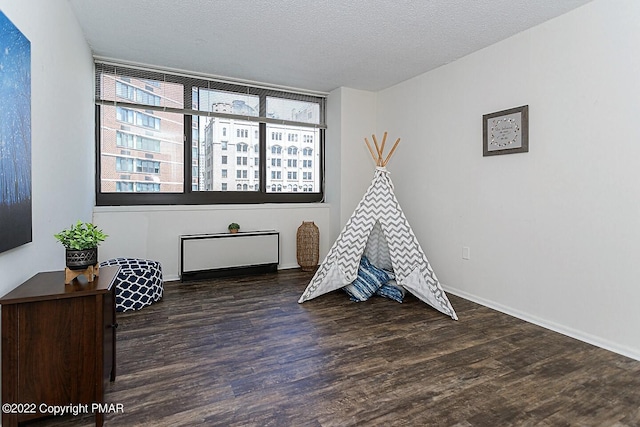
[100,258,164,312]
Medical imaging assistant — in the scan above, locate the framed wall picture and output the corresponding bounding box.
[483,105,528,156]
[0,11,32,254]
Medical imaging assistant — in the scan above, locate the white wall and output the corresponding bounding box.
[326,87,378,240]
[93,204,330,281]
[375,0,640,360]
[325,88,342,242]
[0,0,94,297]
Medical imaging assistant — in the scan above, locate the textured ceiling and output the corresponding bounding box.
[67,0,592,93]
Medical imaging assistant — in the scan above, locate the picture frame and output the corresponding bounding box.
[483,105,528,156]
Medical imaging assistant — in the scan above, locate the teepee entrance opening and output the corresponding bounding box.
[298,132,457,320]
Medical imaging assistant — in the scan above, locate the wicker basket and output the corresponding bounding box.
[296,221,319,271]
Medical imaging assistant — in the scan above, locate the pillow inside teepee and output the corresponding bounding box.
[375,279,406,303]
[343,256,391,302]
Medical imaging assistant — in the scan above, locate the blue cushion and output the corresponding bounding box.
[343,256,391,302]
[375,279,406,303]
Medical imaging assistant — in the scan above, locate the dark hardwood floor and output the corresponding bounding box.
[28,269,640,426]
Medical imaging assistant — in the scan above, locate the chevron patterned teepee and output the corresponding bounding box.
[298,133,457,320]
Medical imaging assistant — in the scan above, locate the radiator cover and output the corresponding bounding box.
[180,230,279,281]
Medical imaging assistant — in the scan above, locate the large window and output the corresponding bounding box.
[95,62,326,205]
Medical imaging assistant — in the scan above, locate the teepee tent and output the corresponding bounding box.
[298,133,457,320]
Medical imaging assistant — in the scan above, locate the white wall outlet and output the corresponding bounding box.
[462,246,470,260]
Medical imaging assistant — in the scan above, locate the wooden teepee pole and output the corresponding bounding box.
[371,134,382,166]
[382,138,401,166]
[379,132,388,158]
[364,137,379,165]
[364,132,401,167]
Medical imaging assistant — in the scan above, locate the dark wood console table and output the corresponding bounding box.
[0,266,119,427]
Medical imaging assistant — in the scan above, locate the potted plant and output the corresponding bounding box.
[54,221,108,270]
[228,222,240,234]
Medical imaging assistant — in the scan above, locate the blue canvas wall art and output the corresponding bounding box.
[0,10,31,254]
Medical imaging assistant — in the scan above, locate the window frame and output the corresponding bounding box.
[95,63,326,206]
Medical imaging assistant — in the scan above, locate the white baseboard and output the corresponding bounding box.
[444,284,640,362]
